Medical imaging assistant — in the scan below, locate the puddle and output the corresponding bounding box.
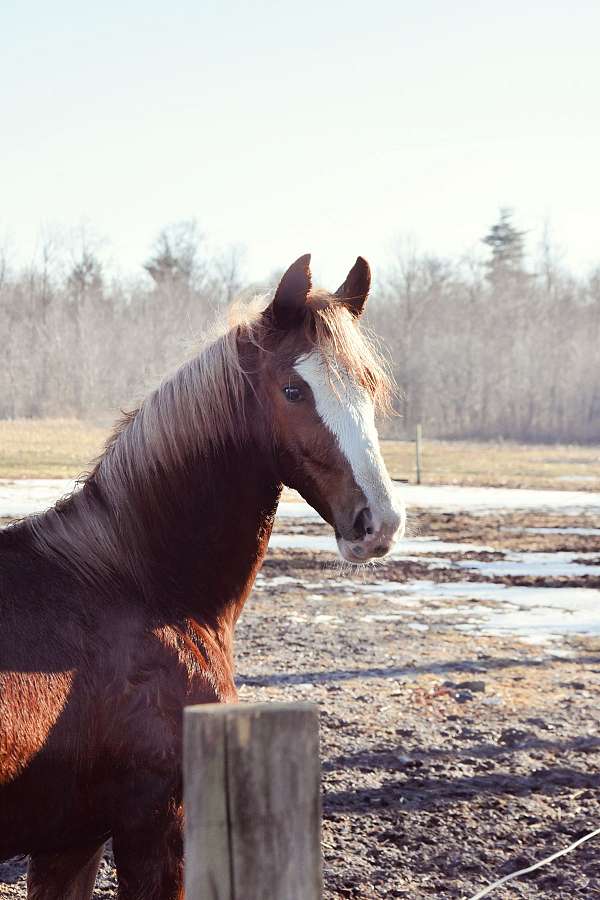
[504,526,600,536]
[313,614,343,625]
[3,480,600,520]
[0,479,76,518]
[392,581,600,643]
[255,574,300,587]
[268,533,495,555]
[394,484,600,513]
[259,568,600,643]
[361,613,412,622]
[456,551,600,578]
[277,484,600,516]
[269,534,337,552]
[277,502,320,519]
[557,474,599,482]
[268,533,600,580]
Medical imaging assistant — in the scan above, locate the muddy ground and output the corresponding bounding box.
[2,507,600,898]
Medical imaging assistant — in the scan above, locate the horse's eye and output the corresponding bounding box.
[283,385,303,403]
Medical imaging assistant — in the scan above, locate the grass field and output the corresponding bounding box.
[382,438,600,490]
[0,419,108,479]
[0,419,599,490]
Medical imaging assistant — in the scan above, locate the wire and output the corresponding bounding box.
[465,825,600,900]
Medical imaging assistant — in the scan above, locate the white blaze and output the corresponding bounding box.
[294,351,401,529]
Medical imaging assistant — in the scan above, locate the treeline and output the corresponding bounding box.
[369,214,600,442]
[1,214,599,442]
[0,223,247,421]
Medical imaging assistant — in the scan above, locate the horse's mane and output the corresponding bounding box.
[87,291,392,491]
[18,292,392,596]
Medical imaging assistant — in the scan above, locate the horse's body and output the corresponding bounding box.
[0,445,275,897]
[0,255,404,898]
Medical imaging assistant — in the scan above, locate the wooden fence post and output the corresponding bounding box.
[184,702,322,900]
[415,423,423,485]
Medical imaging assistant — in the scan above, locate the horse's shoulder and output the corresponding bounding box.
[150,620,236,703]
[108,619,225,702]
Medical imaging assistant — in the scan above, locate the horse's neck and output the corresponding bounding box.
[106,443,281,622]
[31,431,281,628]
[180,449,281,624]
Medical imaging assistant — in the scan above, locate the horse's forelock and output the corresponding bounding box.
[303,294,394,415]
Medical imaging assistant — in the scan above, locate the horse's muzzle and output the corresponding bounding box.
[336,502,405,562]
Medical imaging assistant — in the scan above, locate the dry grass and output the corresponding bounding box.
[381,438,600,491]
[1,420,599,491]
[0,419,108,479]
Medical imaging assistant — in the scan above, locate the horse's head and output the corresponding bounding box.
[260,254,405,562]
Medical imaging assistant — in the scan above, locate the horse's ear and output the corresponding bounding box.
[334,256,371,318]
[270,254,312,328]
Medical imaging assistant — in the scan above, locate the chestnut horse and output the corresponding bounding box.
[0,254,404,899]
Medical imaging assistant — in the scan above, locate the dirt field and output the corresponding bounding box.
[1,419,599,490]
[2,499,600,898]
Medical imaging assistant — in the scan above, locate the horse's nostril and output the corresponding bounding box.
[352,507,370,538]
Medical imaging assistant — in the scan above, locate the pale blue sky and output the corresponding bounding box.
[2,1,599,285]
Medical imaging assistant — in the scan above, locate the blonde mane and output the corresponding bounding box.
[26,288,393,596]
[307,291,394,415]
[89,291,393,493]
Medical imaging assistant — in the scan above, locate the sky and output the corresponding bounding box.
[2,1,600,287]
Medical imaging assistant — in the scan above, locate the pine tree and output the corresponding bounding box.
[482,208,527,284]
[144,221,201,287]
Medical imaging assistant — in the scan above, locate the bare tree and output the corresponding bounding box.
[1,215,598,443]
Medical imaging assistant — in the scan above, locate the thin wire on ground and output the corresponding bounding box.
[466,825,600,900]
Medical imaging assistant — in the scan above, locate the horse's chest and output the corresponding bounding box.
[98,627,233,761]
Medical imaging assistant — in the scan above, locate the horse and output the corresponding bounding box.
[0,253,404,899]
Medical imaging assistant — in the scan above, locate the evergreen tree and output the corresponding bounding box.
[482,208,527,283]
[144,221,200,287]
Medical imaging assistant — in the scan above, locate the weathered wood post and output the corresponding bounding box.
[415,422,423,485]
[184,701,322,900]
